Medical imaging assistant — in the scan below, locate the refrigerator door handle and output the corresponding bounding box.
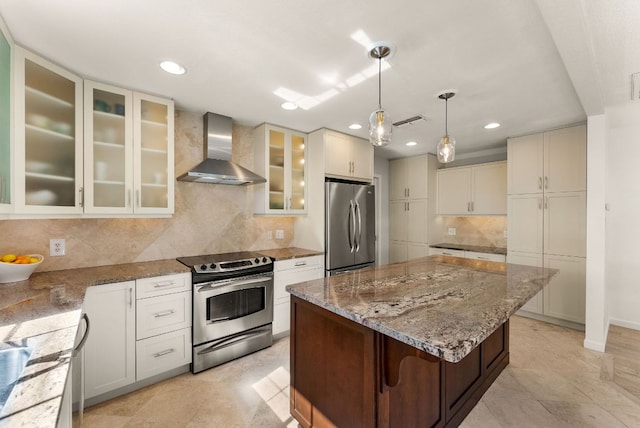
[348,200,355,253]
[355,201,362,252]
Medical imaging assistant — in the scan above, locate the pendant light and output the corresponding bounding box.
[368,44,392,147]
[436,91,456,163]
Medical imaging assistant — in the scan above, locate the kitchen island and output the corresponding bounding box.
[286,255,557,428]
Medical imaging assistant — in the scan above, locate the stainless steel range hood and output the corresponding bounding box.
[177,112,266,185]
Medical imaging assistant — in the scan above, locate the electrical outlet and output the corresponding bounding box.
[275,229,284,240]
[504,230,508,238]
[50,239,66,256]
[448,228,456,236]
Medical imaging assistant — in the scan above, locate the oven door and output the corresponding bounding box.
[193,273,273,345]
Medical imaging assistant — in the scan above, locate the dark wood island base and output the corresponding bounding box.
[290,296,510,428]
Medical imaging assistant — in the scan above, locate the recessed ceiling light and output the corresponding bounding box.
[484,122,501,129]
[406,141,417,146]
[281,102,298,110]
[349,123,362,130]
[160,60,186,75]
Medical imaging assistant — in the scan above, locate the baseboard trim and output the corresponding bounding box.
[609,318,640,331]
[583,339,606,352]
[515,310,585,331]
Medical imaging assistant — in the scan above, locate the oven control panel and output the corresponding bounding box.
[193,256,272,274]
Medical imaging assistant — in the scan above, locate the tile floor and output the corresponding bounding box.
[76,316,640,427]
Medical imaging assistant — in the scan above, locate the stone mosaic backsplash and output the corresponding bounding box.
[433,216,507,248]
[0,110,295,272]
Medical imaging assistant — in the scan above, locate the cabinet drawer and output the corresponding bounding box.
[136,273,191,299]
[428,247,465,258]
[275,255,323,272]
[464,251,506,263]
[136,291,191,340]
[136,327,191,381]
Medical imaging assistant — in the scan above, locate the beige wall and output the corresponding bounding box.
[0,110,295,272]
[432,216,507,248]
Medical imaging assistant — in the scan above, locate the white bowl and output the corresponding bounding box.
[0,255,44,284]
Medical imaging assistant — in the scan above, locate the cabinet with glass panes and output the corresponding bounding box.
[13,47,84,214]
[84,81,174,215]
[254,124,307,215]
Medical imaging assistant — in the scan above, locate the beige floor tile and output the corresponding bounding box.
[77,317,640,428]
[539,400,627,428]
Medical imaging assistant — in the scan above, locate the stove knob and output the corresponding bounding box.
[262,257,268,263]
[254,258,260,264]
[209,263,216,269]
[200,264,207,271]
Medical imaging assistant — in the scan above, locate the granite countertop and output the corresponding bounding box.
[430,243,507,255]
[257,247,323,261]
[286,255,556,363]
[0,260,190,427]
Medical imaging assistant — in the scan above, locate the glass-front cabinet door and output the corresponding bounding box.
[254,124,307,215]
[84,81,133,214]
[133,92,174,215]
[14,47,83,214]
[0,19,12,213]
[289,133,306,211]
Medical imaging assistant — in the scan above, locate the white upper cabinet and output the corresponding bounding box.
[437,161,506,215]
[0,19,12,213]
[84,83,174,215]
[84,81,133,214]
[254,124,307,215]
[324,130,373,182]
[508,124,586,195]
[544,125,587,193]
[13,47,84,214]
[390,155,430,201]
[133,92,174,215]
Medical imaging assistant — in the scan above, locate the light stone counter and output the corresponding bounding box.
[0,260,190,427]
[257,247,323,261]
[286,255,557,363]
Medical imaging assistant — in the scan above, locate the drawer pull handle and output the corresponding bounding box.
[294,261,307,267]
[153,309,176,318]
[153,348,176,358]
[477,256,489,260]
[442,252,452,256]
[153,281,177,288]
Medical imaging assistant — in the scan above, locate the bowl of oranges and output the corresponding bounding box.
[0,254,44,283]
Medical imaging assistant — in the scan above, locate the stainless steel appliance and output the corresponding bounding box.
[177,252,273,374]
[325,180,376,275]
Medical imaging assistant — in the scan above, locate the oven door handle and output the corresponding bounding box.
[196,276,270,293]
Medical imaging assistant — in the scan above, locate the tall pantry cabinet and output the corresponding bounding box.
[389,154,437,263]
[507,124,587,324]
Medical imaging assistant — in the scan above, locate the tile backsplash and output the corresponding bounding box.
[433,216,507,248]
[0,110,295,272]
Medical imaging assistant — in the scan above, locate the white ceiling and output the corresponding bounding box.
[0,0,637,160]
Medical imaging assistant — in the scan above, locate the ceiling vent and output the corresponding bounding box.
[632,73,640,101]
[393,115,427,127]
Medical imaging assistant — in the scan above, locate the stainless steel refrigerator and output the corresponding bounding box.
[325,180,375,275]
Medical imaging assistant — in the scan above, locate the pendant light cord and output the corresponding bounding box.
[378,56,382,109]
[445,97,448,135]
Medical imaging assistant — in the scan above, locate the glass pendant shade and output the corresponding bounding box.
[369,108,392,147]
[437,134,456,163]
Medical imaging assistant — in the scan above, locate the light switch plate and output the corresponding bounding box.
[448,228,456,236]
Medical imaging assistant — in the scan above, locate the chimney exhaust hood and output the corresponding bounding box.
[177,112,266,185]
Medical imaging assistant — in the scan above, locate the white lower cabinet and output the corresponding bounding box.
[83,272,191,401]
[508,251,586,324]
[273,255,323,335]
[428,247,506,262]
[83,281,136,400]
[136,327,191,381]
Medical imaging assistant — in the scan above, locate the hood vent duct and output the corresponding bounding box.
[177,112,266,185]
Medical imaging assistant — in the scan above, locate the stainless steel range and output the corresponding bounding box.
[177,251,274,374]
